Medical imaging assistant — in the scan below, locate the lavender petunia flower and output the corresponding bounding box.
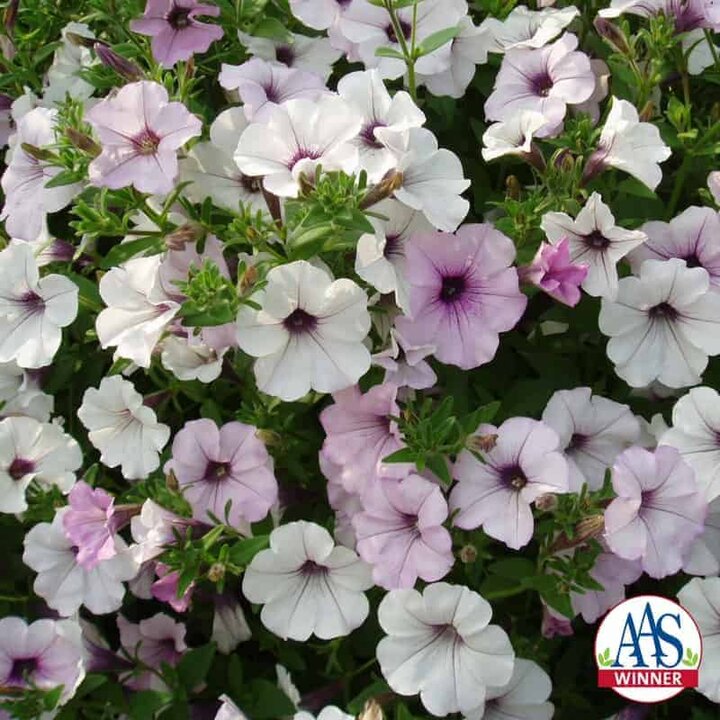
[165,418,277,527]
[86,81,202,195]
[604,445,708,578]
[600,0,720,32]
[484,33,595,137]
[131,0,224,68]
[451,417,569,549]
[396,224,527,370]
[372,328,437,392]
[520,238,588,307]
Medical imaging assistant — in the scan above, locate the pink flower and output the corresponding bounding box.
[353,474,454,589]
[520,238,588,307]
[131,0,224,68]
[118,613,186,691]
[152,563,194,612]
[604,445,708,578]
[319,383,411,497]
[165,418,278,527]
[450,418,569,549]
[86,81,202,195]
[396,225,527,370]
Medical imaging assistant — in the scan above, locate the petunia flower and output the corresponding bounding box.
[0,415,81,514]
[583,97,671,190]
[23,507,138,616]
[130,0,224,68]
[165,418,277,527]
[78,375,171,480]
[353,474,454,589]
[43,21,96,107]
[683,497,720,575]
[0,93,12,148]
[234,96,361,198]
[484,659,554,720]
[86,80,202,195]
[484,33,595,137]
[481,110,548,164]
[604,445,707,578]
[600,0,720,32]
[219,58,327,122]
[376,582,514,719]
[628,206,720,289]
[372,328,437,392]
[212,595,252,654]
[451,417,569,549]
[160,333,225,383]
[481,5,580,52]
[0,241,78,369]
[236,261,371,401]
[541,192,647,299]
[295,709,354,720]
[519,238,589,307]
[542,387,641,491]
[151,563,194,612]
[242,520,373,641]
[130,498,195,564]
[708,170,720,204]
[598,258,720,388]
[0,617,85,704]
[289,0,353,30]
[1,107,82,240]
[660,386,720,501]
[118,613,187,691]
[396,224,527,370]
[677,577,720,702]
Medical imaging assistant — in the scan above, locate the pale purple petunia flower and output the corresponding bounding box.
[86,81,202,195]
[219,58,326,122]
[372,328,437,392]
[319,383,411,497]
[604,445,708,578]
[450,417,569,550]
[600,0,720,32]
[520,238,588,307]
[130,0,224,68]
[396,224,527,370]
[166,418,277,527]
[629,206,720,289]
[484,33,595,137]
[353,474,454,589]
[152,563,194,612]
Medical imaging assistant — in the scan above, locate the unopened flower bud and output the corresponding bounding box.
[574,513,605,543]
[552,148,575,173]
[256,429,281,446]
[65,127,101,157]
[298,172,315,197]
[94,42,144,81]
[239,264,258,294]
[638,100,655,122]
[505,175,522,200]
[166,469,179,491]
[359,169,404,210]
[593,17,631,55]
[468,433,498,453]
[207,563,225,583]
[580,148,607,187]
[21,142,55,162]
[3,0,19,33]
[165,222,202,251]
[359,699,384,720]
[535,493,558,512]
[458,544,477,564]
[66,32,96,49]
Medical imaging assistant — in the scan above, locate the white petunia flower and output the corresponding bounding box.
[660,386,720,501]
[337,69,425,183]
[96,254,179,369]
[160,334,225,383]
[0,360,54,422]
[541,192,647,299]
[294,709,354,720]
[236,261,371,401]
[180,107,267,214]
[234,96,361,198]
[481,5,580,52]
[212,597,252,654]
[77,375,171,480]
[242,520,373,641]
[289,0,352,30]
[599,259,720,388]
[482,111,548,163]
[0,242,78,368]
[354,198,433,313]
[23,507,138,616]
[584,97,671,191]
[376,582,514,719]
[684,497,720,576]
[677,577,720,702]
[43,22,96,107]
[542,387,641,492]
[484,658,554,720]
[0,416,81,514]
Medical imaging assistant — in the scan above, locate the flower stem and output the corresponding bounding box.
[383,0,418,100]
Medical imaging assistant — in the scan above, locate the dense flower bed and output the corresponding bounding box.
[1,0,720,718]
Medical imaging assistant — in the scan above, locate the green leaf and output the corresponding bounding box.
[415,25,459,57]
[617,177,658,200]
[252,17,293,43]
[229,535,270,566]
[488,558,536,580]
[44,169,82,189]
[100,236,163,269]
[463,401,501,433]
[67,271,102,312]
[128,690,172,720]
[242,679,295,719]
[382,447,416,464]
[347,679,390,714]
[426,453,452,485]
[375,46,406,59]
[177,644,216,689]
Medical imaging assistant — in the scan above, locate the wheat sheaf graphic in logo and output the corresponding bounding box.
[594,594,703,703]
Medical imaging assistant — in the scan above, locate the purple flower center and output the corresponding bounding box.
[500,465,528,490]
[359,121,386,149]
[648,302,679,321]
[439,274,467,303]
[287,147,322,170]
[239,173,263,194]
[8,657,38,685]
[166,4,192,29]
[204,460,231,482]
[8,457,35,480]
[385,20,412,44]
[132,128,161,156]
[264,82,280,103]
[683,252,701,268]
[584,231,610,250]
[19,290,45,312]
[336,0,352,6]
[283,308,318,334]
[532,71,554,97]
[673,1,706,32]
[383,233,403,259]
[301,559,328,576]
[275,45,295,66]
[568,433,587,451]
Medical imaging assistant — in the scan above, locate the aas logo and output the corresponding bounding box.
[594,595,702,703]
